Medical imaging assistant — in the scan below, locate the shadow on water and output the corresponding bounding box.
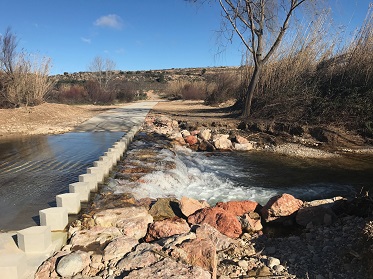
[0,132,124,231]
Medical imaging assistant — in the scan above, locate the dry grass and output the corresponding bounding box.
[239,6,373,135]
[4,54,54,106]
[166,80,210,100]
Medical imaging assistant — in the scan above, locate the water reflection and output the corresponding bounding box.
[0,132,123,231]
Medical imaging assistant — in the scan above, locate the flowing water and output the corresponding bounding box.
[1,131,372,231]
[117,145,373,206]
[0,132,123,231]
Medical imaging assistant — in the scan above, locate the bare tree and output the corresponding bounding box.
[0,27,18,75]
[218,0,310,117]
[88,56,116,91]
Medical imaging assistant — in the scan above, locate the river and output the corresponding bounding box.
[1,132,372,231]
[114,144,373,206]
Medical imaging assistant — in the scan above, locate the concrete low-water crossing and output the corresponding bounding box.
[0,101,157,278]
[0,101,157,231]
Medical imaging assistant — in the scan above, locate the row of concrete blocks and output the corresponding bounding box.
[3,126,140,279]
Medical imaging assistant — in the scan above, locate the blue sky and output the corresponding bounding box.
[1,0,372,75]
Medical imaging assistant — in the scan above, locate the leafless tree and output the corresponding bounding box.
[0,27,18,75]
[218,0,311,117]
[88,56,116,91]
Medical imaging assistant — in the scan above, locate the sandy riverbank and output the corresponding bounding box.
[0,103,124,138]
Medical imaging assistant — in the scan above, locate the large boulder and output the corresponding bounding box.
[240,212,263,233]
[234,135,249,144]
[149,198,181,221]
[215,200,258,216]
[56,251,91,277]
[212,134,233,150]
[195,223,234,251]
[35,251,70,279]
[103,236,139,262]
[198,140,216,152]
[93,206,153,239]
[116,243,162,272]
[295,197,343,227]
[261,193,303,223]
[188,207,242,238]
[174,237,217,278]
[70,227,123,251]
[200,129,212,141]
[233,142,255,151]
[145,217,191,242]
[184,135,199,146]
[180,196,210,217]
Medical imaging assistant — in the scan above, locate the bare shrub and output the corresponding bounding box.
[205,72,242,105]
[57,84,88,104]
[181,81,208,100]
[115,80,137,102]
[165,80,208,100]
[85,80,116,104]
[0,28,54,107]
[312,6,373,131]
[5,54,54,106]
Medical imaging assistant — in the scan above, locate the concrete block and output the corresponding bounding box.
[114,141,126,149]
[39,208,68,231]
[56,193,81,214]
[99,155,114,170]
[108,148,121,160]
[87,166,105,183]
[79,173,98,192]
[130,125,139,132]
[0,254,26,279]
[69,182,90,202]
[51,231,68,252]
[120,138,129,146]
[93,160,110,176]
[17,226,52,253]
[104,152,117,165]
[112,143,125,155]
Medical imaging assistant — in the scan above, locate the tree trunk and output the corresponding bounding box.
[242,64,262,118]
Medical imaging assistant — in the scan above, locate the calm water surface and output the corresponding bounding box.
[0,132,123,231]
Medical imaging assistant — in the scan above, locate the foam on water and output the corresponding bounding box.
[112,144,373,205]
[115,146,280,205]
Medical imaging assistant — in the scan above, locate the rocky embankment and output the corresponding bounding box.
[35,115,373,279]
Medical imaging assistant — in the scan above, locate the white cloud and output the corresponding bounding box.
[94,14,123,29]
[81,37,91,44]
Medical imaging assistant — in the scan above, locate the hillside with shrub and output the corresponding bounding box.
[1,6,372,143]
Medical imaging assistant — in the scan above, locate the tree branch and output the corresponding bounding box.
[262,0,306,63]
[219,0,254,53]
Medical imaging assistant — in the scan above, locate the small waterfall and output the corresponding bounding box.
[113,145,370,205]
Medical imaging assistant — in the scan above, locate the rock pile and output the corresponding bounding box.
[145,115,257,152]
[35,190,371,279]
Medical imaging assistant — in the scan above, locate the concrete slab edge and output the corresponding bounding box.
[4,124,142,278]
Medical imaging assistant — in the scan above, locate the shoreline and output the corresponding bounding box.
[0,100,372,158]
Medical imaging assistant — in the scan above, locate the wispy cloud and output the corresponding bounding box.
[81,37,91,44]
[94,14,123,29]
